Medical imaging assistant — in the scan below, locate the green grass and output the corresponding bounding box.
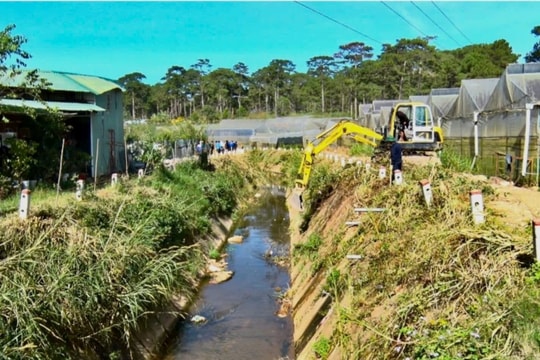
[294,233,323,260]
[313,337,332,359]
[0,156,253,358]
[350,143,377,157]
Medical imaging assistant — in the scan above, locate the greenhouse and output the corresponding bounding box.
[204,63,540,183]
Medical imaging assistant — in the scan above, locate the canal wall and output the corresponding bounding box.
[287,189,351,360]
[129,215,234,360]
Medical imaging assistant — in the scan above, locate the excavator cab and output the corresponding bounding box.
[383,102,443,152]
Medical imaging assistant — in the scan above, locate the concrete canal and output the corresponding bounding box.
[162,186,294,360]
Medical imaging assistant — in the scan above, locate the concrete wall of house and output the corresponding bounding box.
[91,89,125,177]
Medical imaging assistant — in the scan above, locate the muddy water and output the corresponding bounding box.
[163,186,294,360]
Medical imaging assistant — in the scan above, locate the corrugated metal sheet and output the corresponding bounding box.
[68,74,122,95]
[0,70,123,95]
[0,99,105,112]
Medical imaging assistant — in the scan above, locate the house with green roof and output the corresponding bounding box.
[0,70,125,178]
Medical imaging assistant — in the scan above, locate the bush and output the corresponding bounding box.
[148,112,171,124]
[350,142,375,157]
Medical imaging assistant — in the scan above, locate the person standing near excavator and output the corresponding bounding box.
[390,137,403,180]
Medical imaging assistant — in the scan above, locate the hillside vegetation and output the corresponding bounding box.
[267,149,540,360]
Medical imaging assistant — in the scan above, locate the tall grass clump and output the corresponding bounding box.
[350,143,376,157]
[0,156,251,358]
[440,148,473,172]
[299,162,341,231]
[247,148,303,187]
[0,213,204,358]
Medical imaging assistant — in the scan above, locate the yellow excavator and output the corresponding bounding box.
[293,102,443,209]
[295,121,382,189]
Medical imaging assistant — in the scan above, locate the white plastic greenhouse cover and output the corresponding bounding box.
[204,63,540,145]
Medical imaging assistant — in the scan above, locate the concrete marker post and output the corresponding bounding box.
[393,170,403,185]
[76,179,84,201]
[419,179,432,207]
[379,166,386,179]
[470,189,485,224]
[533,219,540,261]
[111,173,119,186]
[19,189,31,219]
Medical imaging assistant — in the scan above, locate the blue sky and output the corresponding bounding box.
[2,1,540,85]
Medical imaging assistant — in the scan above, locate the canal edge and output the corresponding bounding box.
[129,215,234,360]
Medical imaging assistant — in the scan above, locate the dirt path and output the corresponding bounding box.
[403,155,540,227]
[490,181,540,227]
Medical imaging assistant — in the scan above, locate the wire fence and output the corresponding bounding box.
[445,136,540,185]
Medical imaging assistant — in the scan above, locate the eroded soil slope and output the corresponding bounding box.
[287,154,540,360]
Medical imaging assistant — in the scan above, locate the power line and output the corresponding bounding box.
[380,1,430,38]
[431,1,473,45]
[410,1,462,48]
[293,1,383,45]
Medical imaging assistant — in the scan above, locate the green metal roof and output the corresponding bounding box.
[0,99,105,112]
[0,70,123,95]
[67,73,123,95]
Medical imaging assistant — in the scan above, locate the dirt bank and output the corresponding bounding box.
[287,157,539,359]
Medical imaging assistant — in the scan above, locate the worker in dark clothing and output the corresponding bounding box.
[396,110,410,131]
[390,139,403,180]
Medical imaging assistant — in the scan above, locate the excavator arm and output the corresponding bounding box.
[295,120,382,188]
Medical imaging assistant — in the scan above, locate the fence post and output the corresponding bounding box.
[379,166,386,179]
[393,170,403,185]
[111,173,118,186]
[533,219,540,262]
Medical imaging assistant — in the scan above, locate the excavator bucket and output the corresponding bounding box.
[290,120,383,212]
[289,187,304,212]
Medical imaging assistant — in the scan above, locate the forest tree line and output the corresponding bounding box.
[118,35,534,123]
